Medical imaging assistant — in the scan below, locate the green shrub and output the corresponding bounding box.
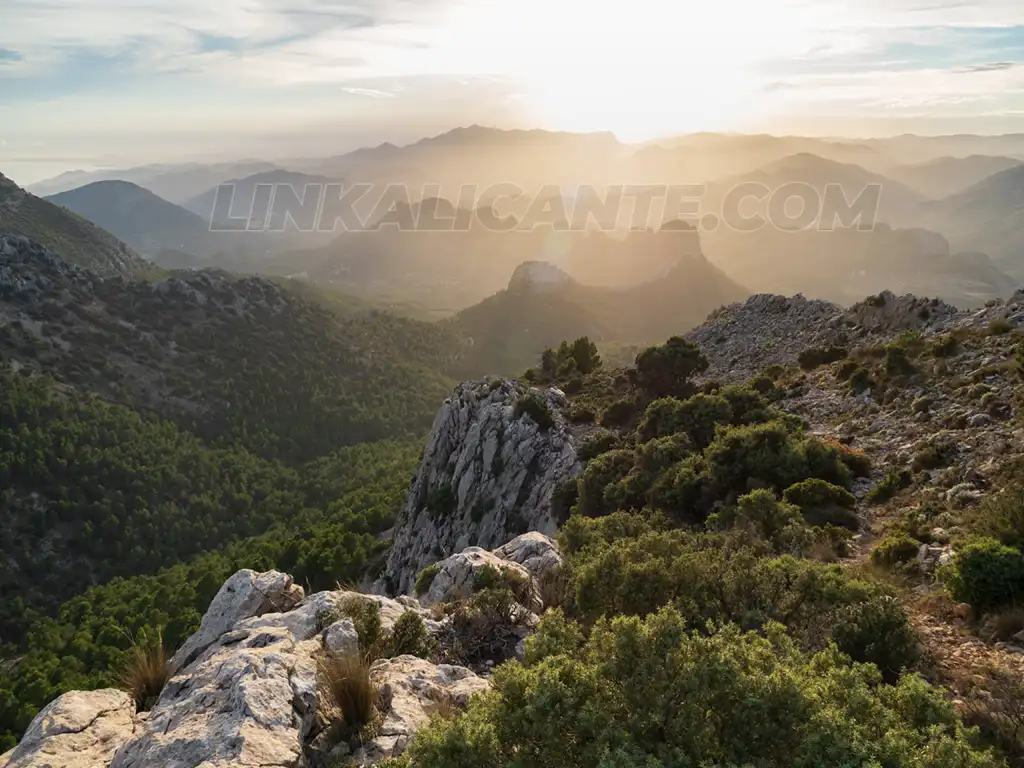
[798,345,848,370]
[912,438,957,472]
[514,392,554,430]
[387,611,437,659]
[867,469,912,504]
[426,482,457,518]
[783,479,859,530]
[871,534,922,568]
[847,366,873,394]
[638,394,731,446]
[576,449,636,518]
[944,537,1024,613]
[341,598,384,654]
[415,564,441,597]
[401,609,996,768]
[884,346,917,376]
[707,489,807,553]
[831,595,921,682]
[578,430,619,462]
[835,360,860,381]
[550,476,580,524]
[632,336,708,398]
[599,397,637,427]
[988,319,1013,336]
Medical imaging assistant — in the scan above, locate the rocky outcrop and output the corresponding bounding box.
[169,568,304,674]
[686,293,845,381]
[4,690,137,768]
[383,379,580,595]
[8,567,498,768]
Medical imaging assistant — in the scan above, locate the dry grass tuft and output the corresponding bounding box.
[118,628,170,712]
[318,651,378,733]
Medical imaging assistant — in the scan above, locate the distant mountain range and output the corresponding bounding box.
[888,155,1023,198]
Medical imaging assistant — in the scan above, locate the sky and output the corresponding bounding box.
[2,0,1024,183]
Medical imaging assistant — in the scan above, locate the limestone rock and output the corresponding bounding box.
[5,689,137,768]
[169,569,304,674]
[323,619,359,655]
[493,532,563,584]
[354,656,490,765]
[418,547,535,609]
[111,627,318,768]
[383,378,581,594]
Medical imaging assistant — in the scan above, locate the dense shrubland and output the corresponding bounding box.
[388,336,1002,766]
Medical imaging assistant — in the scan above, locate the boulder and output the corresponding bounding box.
[418,547,535,609]
[5,689,137,768]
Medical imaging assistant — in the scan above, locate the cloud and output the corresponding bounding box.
[954,60,1018,72]
[342,87,395,97]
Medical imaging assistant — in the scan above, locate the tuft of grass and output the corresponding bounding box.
[317,652,378,734]
[118,628,170,712]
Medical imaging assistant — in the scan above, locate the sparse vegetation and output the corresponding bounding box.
[118,628,170,712]
[415,564,442,597]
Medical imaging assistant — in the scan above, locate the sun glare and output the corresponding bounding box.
[438,0,818,139]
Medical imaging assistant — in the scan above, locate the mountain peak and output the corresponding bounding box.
[507,261,574,292]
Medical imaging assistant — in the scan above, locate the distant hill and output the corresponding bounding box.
[449,225,748,375]
[182,169,340,222]
[270,198,577,312]
[46,180,216,257]
[708,153,926,227]
[562,222,705,287]
[0,234,463,463]
[703,222,1016,307]
[28,160,281,203]
[0,173,155,278]
[889,155,1023,198]
[912,164,1024,278]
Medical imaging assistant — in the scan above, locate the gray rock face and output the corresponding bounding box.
[383,379,581,595]
[169,569,304,675]
[5,689,137,768]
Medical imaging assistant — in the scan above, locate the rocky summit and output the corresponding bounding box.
[382,378,580,595]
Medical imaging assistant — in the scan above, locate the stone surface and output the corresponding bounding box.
[323,619,360,655]
[169,569,304,674]
[493,532,564,584]
[5,689,137,768]
[354,656,491,765]
[418,547,535,609]
[383,378,581,595]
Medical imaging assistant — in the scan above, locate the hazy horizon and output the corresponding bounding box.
[4,0,1024,184]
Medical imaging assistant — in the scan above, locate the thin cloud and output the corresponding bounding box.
[342,87,395,97]
[954,60,1018,73]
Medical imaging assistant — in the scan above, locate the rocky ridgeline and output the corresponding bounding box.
[382,378,580,595]
[685,289,1024,382]
[3,534,563,768]
[0,234,287,315]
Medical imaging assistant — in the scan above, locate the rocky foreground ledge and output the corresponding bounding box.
[2,534,562,768]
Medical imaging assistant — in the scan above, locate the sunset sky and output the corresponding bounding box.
[2,0,1024,182]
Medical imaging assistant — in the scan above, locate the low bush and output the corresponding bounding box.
[867,469,912,504]
[514,392,554,430]
[798,345,848,370]
[415,564,441,597]
[831,595,920,682]
[783,479,859,530]
[871,534,922,569]
[944,537,1024,613]
[387,611,437,659]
